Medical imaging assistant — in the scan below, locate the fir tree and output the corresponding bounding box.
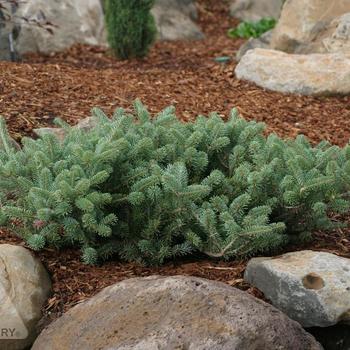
[0,101,349,265]
[105,0,157,59]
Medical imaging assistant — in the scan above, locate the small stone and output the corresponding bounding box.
[33,127,66,141]
[75,116,97,132]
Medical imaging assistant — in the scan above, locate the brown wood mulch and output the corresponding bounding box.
[0,0,350,145]
[0,0,349,327]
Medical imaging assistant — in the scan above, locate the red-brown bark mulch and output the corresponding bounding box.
[0,0,349,145]
[0,223,349,328]
[0,0,349,327]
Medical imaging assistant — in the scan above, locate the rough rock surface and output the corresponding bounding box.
[33,116,97,141]
[32,276,322,350]
[230,0,284,21]
[244,250,350,328]
[0,244,51,350]
[298,13,350,54]
[235,48,350,95]
[236,30,273,61]
[15,0,106,55]
[152,0,204,40]
[0,5,14,61]
[271,0,350,53]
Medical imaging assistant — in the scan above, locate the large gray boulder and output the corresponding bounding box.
[0,244,51,350]
[15,0,106,55]
[230,0,284,21]
[235,48,350,96]
[244,250,350,328]
[152,0,204,40]
[32,276,322,350]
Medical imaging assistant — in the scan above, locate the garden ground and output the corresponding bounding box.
[0,0,349,327]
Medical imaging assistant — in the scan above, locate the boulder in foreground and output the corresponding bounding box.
[33,275,322,350]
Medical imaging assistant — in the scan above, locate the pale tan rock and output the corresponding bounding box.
[297,13,350,54]
[75,116,97,131]
[33,127,66,141]
[271,0,350,52]
[235,48,350,95]
[0,244,51,350]
[244,250,350,327]
[33,116,97,141]
[32,276,322,350]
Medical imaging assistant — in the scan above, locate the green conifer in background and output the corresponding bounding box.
[105,0,157,59]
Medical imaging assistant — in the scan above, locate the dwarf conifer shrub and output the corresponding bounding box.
[105,0,157,59]
[0,101,349,265]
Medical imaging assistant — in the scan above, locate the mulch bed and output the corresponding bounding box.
[0,0,349,327]
[0,224,349,328]
[0,1,350,146]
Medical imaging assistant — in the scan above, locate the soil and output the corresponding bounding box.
[0,1,350,146]
[0,0,349,328]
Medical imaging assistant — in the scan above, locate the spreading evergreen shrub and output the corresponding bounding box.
[0,101,349,265]
[104,0,157,59]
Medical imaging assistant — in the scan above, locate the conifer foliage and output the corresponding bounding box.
[0,101,349,265]
[104,0,157,59]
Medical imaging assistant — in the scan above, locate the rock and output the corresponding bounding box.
[230,0,284,21]
[0,5,15,61]
[152,0,204,41]
[14,0,106,55]
[0,244,51,350]
[271,0,350,53]
[236,30,273,61]
[244,250,350,328]
[33,276,322,350]
[297,13,350,54]
[235,48,350,96]
[33,127,66,141]
[33,116,98,141]
[75,116,97,132]
[155,0,198,20]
